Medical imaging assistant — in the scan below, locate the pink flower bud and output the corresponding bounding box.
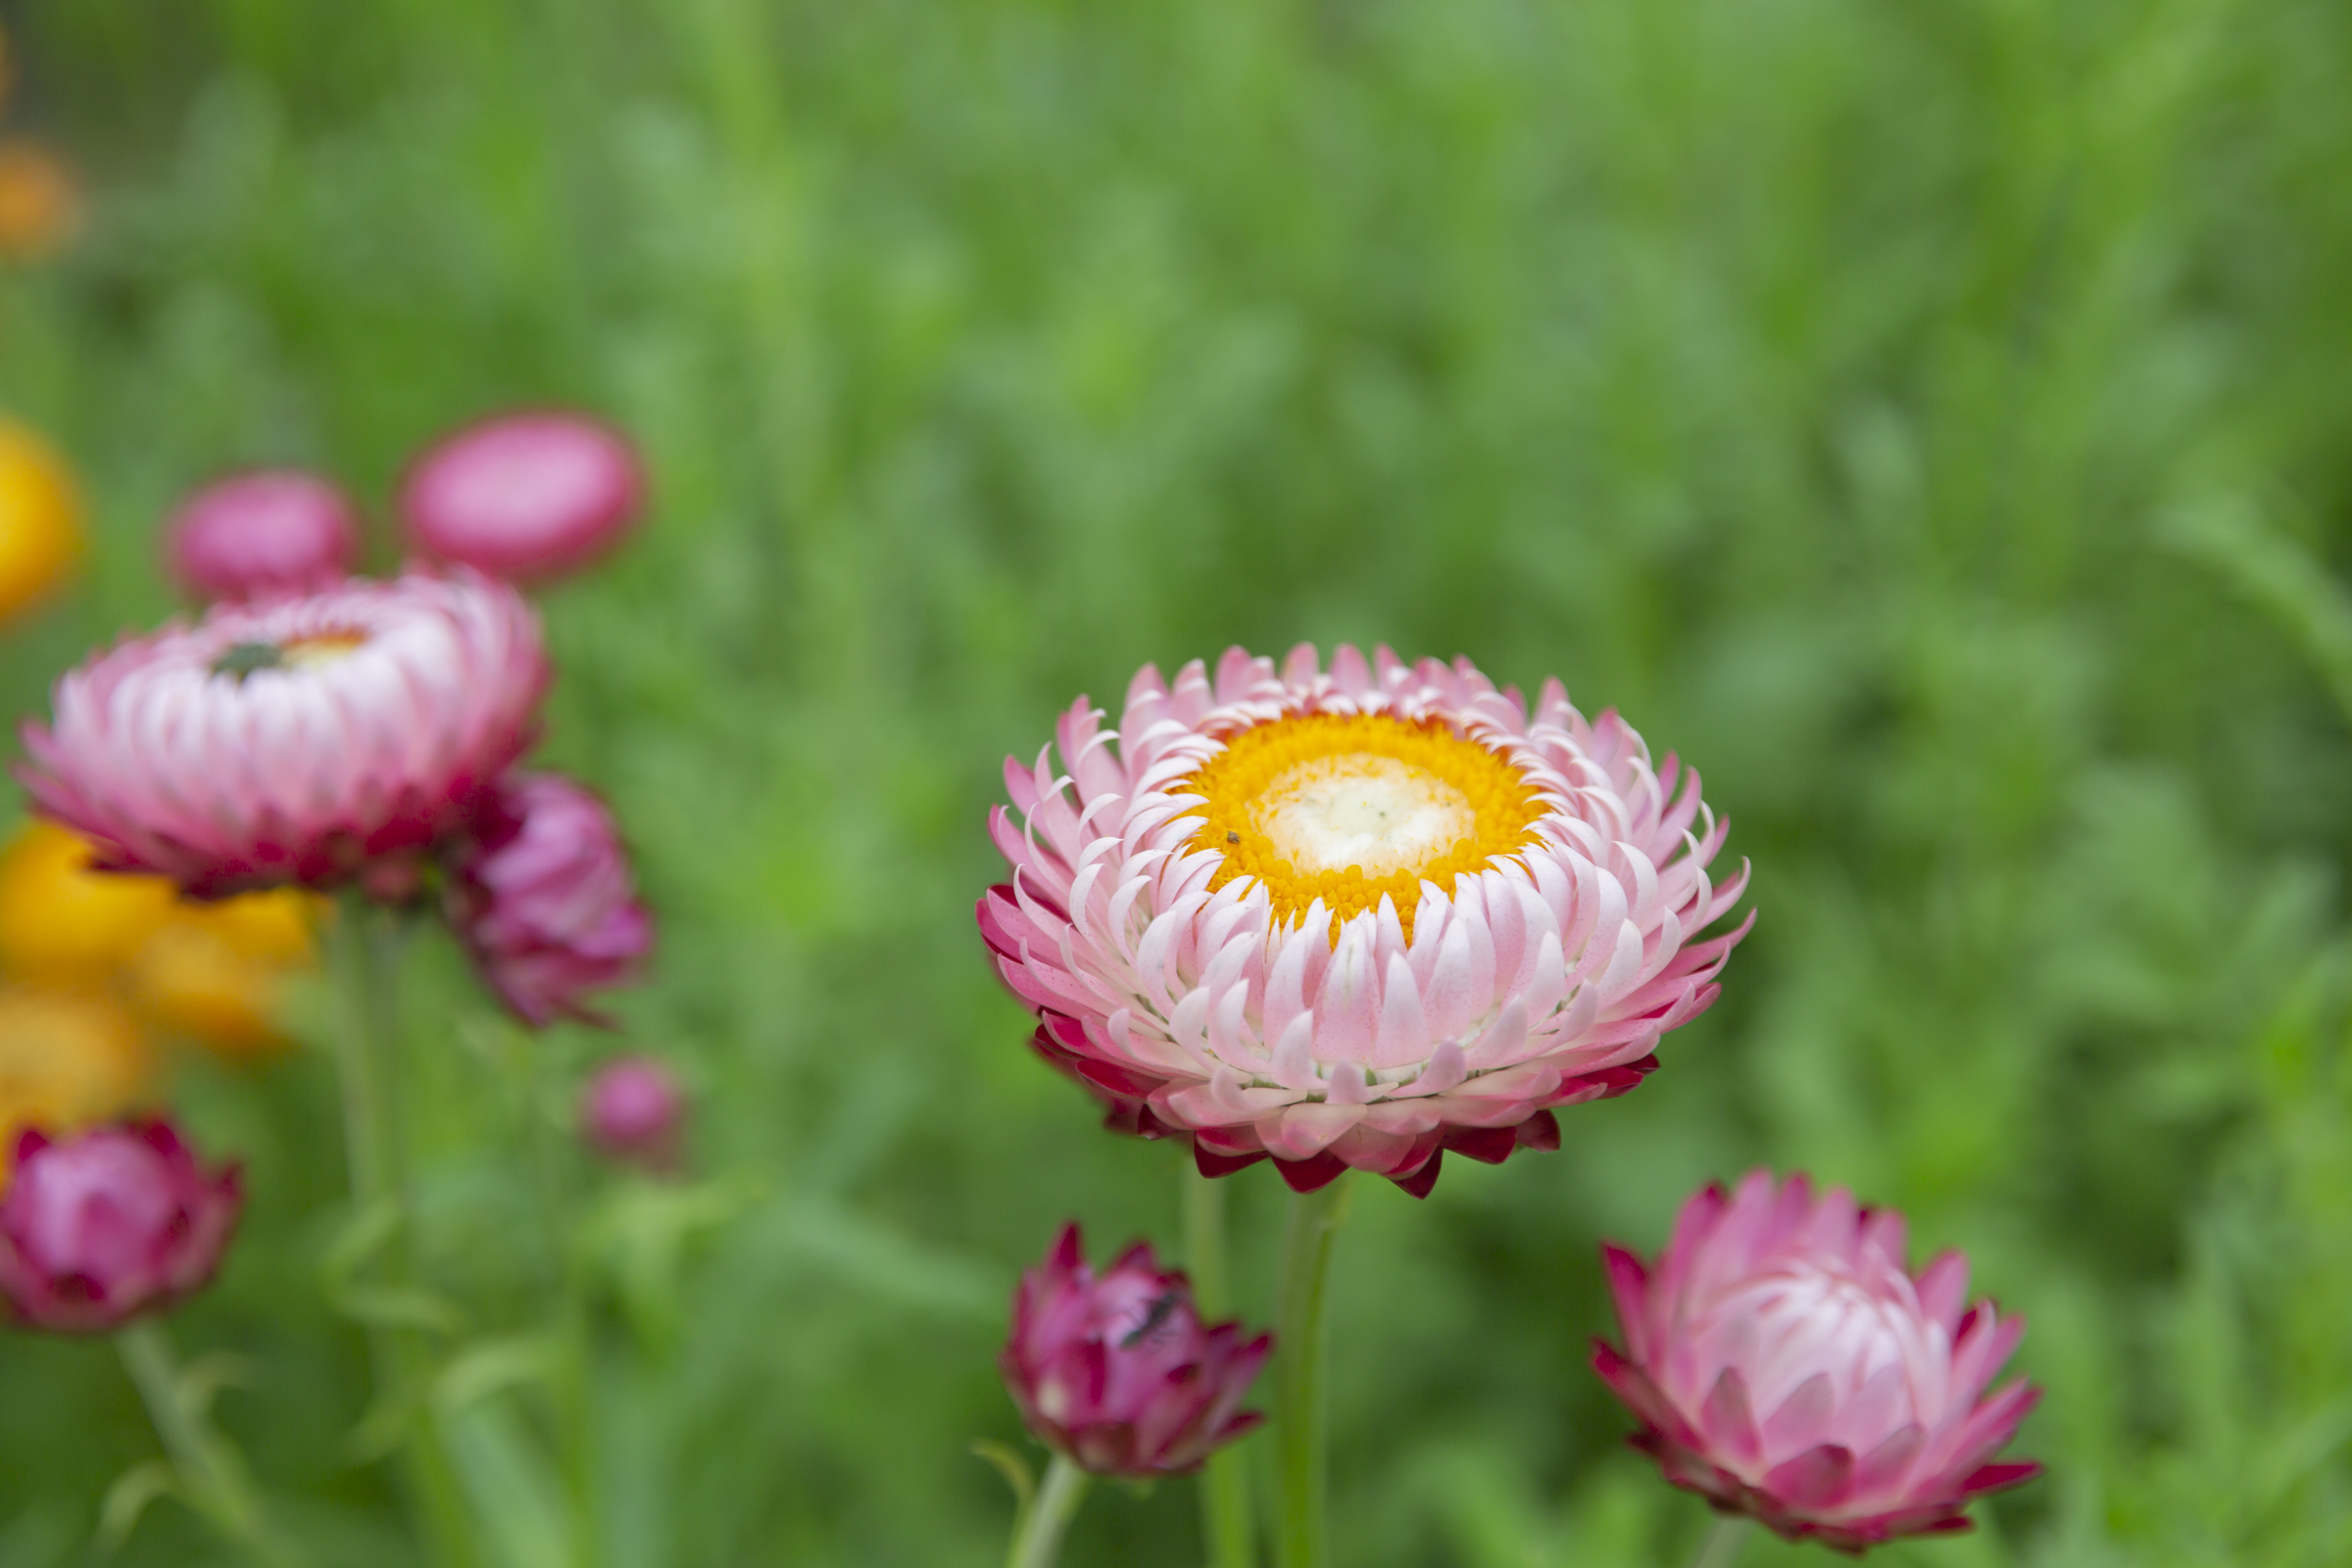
[0,1119,242,1334]
[166,471,363,603]
[401,412,643,584]
[447,773,652,1027]
[1593,1170,2042,1550]
[580,1054,685,1171]
[1001,1224,1271,1478]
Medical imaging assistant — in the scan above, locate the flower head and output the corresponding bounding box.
[0,141,74,260]
[401,412,644,584]
[1001,1223,1271,1478]
[18,570,547,899]
[447,773,652,1027]
[1593,1170,2042,1550]
[0,1118,241,1333]
[166,470,363,603]
[0,418,79,623]
[980,645,1750,1196]
[580,1054,685,1171]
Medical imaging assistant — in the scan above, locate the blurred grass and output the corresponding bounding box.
[2,0,2351,1562]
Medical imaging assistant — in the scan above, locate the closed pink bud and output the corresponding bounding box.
[1594,1170,2042,1550]
[401,412,643,584]
[0,1119,242,1334]
[448,773,652,1027]
[166,471,362,603]
[580,1054,684,1171]
[1001,1224,1271,1479]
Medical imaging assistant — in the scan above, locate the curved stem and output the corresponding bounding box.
[1688,1517,1751,1568]
[118,1319,305,1568]
[1272,1174,1353,1568]
[1184,1165,1256,1568]
[1004,1453,1090,1568]
[327,895,476,1568]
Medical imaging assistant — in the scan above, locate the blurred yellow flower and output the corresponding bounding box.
[0,140,74,259]
[0,987,150,1164]
[0,819,321,1059]
[0,419,80,622]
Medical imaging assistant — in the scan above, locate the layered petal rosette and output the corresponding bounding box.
[0,1119,242,1334]
[979,645,1749,1195]
[18,570,546,899]
[1002,1223,1271,1478]
[446,772,652,1027]
[1593,1171,2042,1550]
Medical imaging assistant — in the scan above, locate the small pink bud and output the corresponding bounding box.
[0,1119,243,1334]
[580,1054,684,1171]
[400,412,643,584]
[1001,1223,1272,1478]
[446,772,653,1028]
[166,471,362,602]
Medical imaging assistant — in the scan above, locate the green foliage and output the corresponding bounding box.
[2,0,2351,1561]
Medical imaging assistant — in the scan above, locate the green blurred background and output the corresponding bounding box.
[3,0,2351,1562]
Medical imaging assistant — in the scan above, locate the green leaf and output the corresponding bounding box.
[95,1461,180,1551]
[433,1336,561,1414]
[969,1440,1035,1517]
[331,1284,468,1337]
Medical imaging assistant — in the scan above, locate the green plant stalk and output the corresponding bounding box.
[1004,1453,1090,1568]
[327,895,476,1568]
[1271,1174,1353,1568]
[1184,1165,1256,1568]
[117,1318,305,1568]
[1688,1517,1750,1568]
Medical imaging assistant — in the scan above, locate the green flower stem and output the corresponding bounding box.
[1004,1453,1090,1568]
[1183,1164,1256,1568]
[1688,1517,1751,1568]
[116,1318,305,1568]
[326,894,476,1568]
[1271,1174,1353,1568]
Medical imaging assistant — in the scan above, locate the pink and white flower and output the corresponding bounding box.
[0,1119,243,1334]
[1593,1170,2042,1550]
[1002,1223,1271,1478]
[978,645,1749,1195]
[446,772,652,1027]
[18,570,547,899]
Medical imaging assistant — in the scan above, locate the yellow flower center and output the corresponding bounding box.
[1179,712,1547,940]
[281,629,370,667]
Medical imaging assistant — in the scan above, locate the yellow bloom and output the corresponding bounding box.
[0,987,150,1166]
[0,419,80,622]
[0,141,74,259]
[0,819,175,983]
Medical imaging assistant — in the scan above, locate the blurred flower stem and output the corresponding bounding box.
[1272,1174,1353,1568]
[1689,1517,1750,1568]
[1184,1165,1257,1568]
[326,894,476,1568]
[1004,1453,1088,1568]
[116,1318,304,1567]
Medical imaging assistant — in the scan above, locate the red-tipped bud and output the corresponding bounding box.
[447,773,652,1028]
[401,412,643,584]
[580,1054,685,1171]
[166,471,363,603]
[0,1119,242,1334]
[1000,1223,1271,1478]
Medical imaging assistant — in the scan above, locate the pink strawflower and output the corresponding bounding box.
[580,1054,684,1171]
[448,772,652,1027]
[400,412,644,584]
[18,570,547,899]
[165,470,363,603]
[1002,1223,1271,1478]
[1593,1171,2042,1551]
[0,1119,242,1334]
[979,645,1750,1196]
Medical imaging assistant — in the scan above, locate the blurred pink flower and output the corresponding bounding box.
[0,1119,242,1334]
[166,470,362,603]
[979,645,1749,1196]
[18,570,546,899]
[401,412,644,584]
[580,1054,684,1171]
[1593,1170,2042,1550]
[1002,1223,1270,1478]
[449,772,651,1027]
